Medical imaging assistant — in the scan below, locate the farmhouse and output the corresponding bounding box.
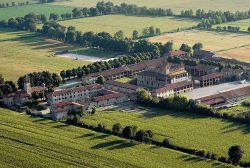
[51,101,85,120]
[47,84,103,105]
[197,86,250,109]
[82,57,164,84]
[152,80,193,98]
[168,50,186,57]
[3,76,47,106]
[193,50,215,58]
[137,62,190,89]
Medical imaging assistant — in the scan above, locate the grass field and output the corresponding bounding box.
[0,3,73,20]
[213,18,250,32]
[81,107,250,162]
[0,108,231,168]
[150,30,250,62]
[52,0,250,13]
[59,15,200,37]
[115,77,134,83]
[0,29,91,81]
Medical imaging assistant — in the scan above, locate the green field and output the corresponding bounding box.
[59,15,199,37]
[0,29,91,81]
[0,108,231,168]
[213,18,250,32]
[81,107,250,162]
[0,4,73,20]
[115,77,134,83]
[52,0,250,13]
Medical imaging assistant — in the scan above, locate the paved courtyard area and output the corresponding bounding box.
[183,80,250,99]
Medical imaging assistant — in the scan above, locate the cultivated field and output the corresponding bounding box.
[213,18,250,32]
[0,29,91,81]
[150,30,250,62]
[0,108,229,168]
[52,0,250,13]
[59,15,200,37]
[0,4,73,20]
[82,107,250,162]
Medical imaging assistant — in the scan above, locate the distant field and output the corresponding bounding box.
[150,30,250,62]
[59,15,199,37]
[82,107,250,162]
[213,18,250,32]
[0,4,73,20]
[52,0,250,13]
[0,108,229,168]
[0,29,91,81]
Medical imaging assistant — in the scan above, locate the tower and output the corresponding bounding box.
[24,75,32,95]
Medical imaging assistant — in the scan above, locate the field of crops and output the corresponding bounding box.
[0,29,92,81]
[59,15,200,37]
[0,108,230,168]
[0,3,73,20]
[52,0,250,13]
[150,30,250,62]
[213,18,250,32]
[81,107,250,162]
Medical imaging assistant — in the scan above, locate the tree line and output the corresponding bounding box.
[0,1,29,8]
[0,74,17,97]
[65,101,247,167]
[17,71,61,90]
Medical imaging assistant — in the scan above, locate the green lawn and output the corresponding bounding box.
[59,15,200,37]
[81,107,250,162]
[0,108,231,168]
[0,29,91,81]
[213,18,250,32]
[115,77,134,83]
[0,4,74,20]
[52,0,250,13]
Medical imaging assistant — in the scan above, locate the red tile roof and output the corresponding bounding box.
[105,80,139,90]
[169,50,186,57]
[153,80,193,94]
[31,86,47,93]
[194,72,223,81]
[54,101,73,108]
[198,86,250,105]
[93,92,127,102]
[3,91,30,99]
[48,84,103,98]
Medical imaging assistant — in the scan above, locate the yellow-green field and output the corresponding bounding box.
[150,30,250,62]
[52,0,250,13]
[0,29,90,81]
[59,15,200,37]
[213,18,250,32]
[82,107,250,162]
[0,108,230,168]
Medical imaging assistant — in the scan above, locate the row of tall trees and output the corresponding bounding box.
[0,74,17,97]
[17,71,61,89]
[59,41,174,80]
[196,9,250,28]
[0,1,29,8]
[40,22,164,54]
[0,13,47,32]
[51,1,174,21]
[216,25,241,32]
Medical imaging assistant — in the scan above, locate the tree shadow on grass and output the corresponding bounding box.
[89,134,111,140]
[52,124,69,129]
[221,121,250,134]
[91,139,137,150]
[74,133,95,139]
[91,140,125,149]
[178,155,232,168]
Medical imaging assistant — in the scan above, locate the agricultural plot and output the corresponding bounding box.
[213,18,250,32]
[0,3,73,20]
[150,30,250,62]
[0,108,229,168]
[58,15,200,37]
[82,107,250,162]
[0,29,91,81]
[52,0,250,13]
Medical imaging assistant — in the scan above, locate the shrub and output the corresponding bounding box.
[112,123,122,135]
[162,138,170,147]
[97,123,106,132]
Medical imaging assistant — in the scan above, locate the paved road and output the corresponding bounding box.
[183,81,250,99]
